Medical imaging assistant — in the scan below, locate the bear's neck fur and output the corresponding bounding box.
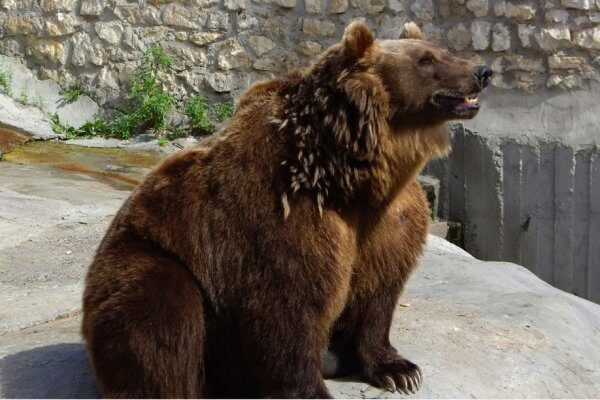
[275,45,449,217]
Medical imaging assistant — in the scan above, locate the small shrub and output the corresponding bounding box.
[214,100,234,122]
[185,94,214,134]
[0,66,13,97]
[19,91,29,104]
[59,85,89,104]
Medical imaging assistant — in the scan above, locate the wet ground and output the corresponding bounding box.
[2,140,165,191]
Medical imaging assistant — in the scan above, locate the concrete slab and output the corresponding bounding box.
[1,57,100,129]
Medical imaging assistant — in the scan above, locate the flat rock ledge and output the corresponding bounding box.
[1,161,599,398]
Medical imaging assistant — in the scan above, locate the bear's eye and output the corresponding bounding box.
[419,55,434,66]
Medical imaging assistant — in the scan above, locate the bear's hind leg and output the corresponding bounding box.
[83,246,207,398]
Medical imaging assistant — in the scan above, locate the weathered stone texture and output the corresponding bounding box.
[79,0,104,16]
[447,24,471,51]
[95,21,124,45]
[466,0,489,17]
[0,0,597,107]
[492,23,511,51]
[471,20,491,50]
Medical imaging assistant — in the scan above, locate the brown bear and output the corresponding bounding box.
[82,21,491,398]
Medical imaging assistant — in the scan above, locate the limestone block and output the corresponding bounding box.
[536,27,571,50]
[574,27,600,49]
[422,22,442,43]
[410,0,435,19]
[26,38,64,64]
[378,15,408,39]
[561,0,592,9]
[190,32,223,46]
[471,20,491,50]
[504,2,536,20]
[248,35,275,57]
[546,9,569,23]
[350,0,386,14]
[305,0,325,13]
[224,0,246,10]
[517,24,536,47]
[71,32,104,67]
[548,52,584,69]
[237,14,259,30]
[95,21,124,45]
[447,23,471,51]
[45,14,79,37]
[205,12,229,31]
[206,72,237,92]
[4,16,37,36]
[302,19,335,39]
[253,52,299,72]
[297,41,322,56]
[40,0,76,12]
[162,4,199,29]
[327,0,349,13]
[466,0,488,17]
[492,23,510,51]
[493,0,505,15]
[274,0,297,8]
[79,0,104,16]
[388,0,403,12]
[217,39,250,71]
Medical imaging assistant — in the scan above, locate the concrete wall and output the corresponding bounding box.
[0,0,599,109]
[425,84,600,303]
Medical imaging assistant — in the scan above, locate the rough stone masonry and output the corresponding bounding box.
[0,0,599,107]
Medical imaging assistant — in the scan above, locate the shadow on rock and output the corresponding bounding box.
[0,343,100,399]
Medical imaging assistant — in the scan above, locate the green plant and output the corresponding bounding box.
[214,100,234,122]
[185,94,214,134]
[157,137,169,147]
[32,95,45,111]
[50,45,176,140]
[0,66,13,97]
[59,85,89,104]
[19,91,29,105]
[123,45,175,137]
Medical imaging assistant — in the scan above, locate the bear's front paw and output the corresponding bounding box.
[363,354,422,395]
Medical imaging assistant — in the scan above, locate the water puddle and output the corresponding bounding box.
[2,140,166,191]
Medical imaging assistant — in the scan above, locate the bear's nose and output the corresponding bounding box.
[474,65,493,88]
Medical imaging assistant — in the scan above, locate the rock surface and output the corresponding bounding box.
[1,144,599,398]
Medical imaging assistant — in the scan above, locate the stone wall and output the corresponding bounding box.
[0,0,599,108]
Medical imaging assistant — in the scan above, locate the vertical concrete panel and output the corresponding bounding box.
[482,143,503,260]
[573,150,591,298]
[501,142,522,264]
[536,144,556,284]
[588,151,600,303]
[520,145,540,273]
[554,145,575,293]
[424,157,449,219]
[448,125,466,223]
[464,132,485,259]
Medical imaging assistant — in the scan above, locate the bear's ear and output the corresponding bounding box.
[343,21,375,58]
[400,22,423,40]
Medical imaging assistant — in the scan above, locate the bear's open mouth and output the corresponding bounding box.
[432,93,480,115]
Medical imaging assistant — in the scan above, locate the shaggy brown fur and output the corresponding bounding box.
[82,22,490,398]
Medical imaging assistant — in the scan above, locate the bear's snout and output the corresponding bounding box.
[474,65,493,88]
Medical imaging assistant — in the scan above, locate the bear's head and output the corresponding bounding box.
[277,22,492,214]
[342,21,492,126]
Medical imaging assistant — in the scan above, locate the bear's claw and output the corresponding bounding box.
[364,356,422,395]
